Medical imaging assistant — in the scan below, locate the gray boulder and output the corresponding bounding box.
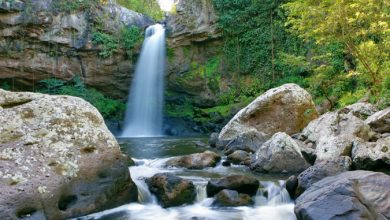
[352,137,390,170]
[250,132,310,173]
[366,107,390,133]
[146,173,196,208]
[0,90,137,219]
[295,171,390,220]
[295,157,352,197]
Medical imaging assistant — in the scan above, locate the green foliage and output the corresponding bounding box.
[38,77,125,119]
[91,25,142,59]
[51,0,100,13]
[120,26,143,57]
[116,0,164,21]
[212,0,306,77]
[92,32,119,58]
[165,101,194,118]
[284,0,389,95]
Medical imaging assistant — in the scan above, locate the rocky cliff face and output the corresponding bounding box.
[0,0,152,99]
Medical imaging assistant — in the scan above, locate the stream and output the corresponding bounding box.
[75,137,296,220]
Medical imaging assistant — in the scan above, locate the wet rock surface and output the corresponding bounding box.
[165,150,221,169]
[207,175,259,197]
[146,173,196,208]
[212,189,253,207]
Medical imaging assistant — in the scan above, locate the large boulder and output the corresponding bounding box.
[294,157,352,197]
[295,171,390,220]
[146,173,196,208]
[207,175,259,197]
[250,132,310,173]
[352,137,390,170]
[165,150,221,169]
[219,84,318,143]
[300,105,374,162]
[366,107,390,133]
[0,90,137,219]
[212,189,253,207]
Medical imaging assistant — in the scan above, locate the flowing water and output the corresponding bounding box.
[121,24,166,137]
[76,137,296,220]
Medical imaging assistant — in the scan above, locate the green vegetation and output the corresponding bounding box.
[208,0,389,112]
[51,0,103,13]
[38,76,125,119]
[116,0,164,21]
[92,25,142,59]
[92,32,119,58]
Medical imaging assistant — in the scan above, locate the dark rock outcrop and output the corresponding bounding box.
[250,132,310,173]
[165,151,221,169]
[0,90,137,219]
[146,173,196,208]
[212,189,253,207]
[207,175,259,197]
[295,171,390,220]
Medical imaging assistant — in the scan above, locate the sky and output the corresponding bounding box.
[158,0,175,12]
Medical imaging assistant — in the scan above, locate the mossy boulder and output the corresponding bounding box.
[0,89,137,219]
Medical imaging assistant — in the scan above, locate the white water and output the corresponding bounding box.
[78,157,296,220]
[121,24,166,137]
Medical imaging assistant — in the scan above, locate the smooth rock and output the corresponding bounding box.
[165,151,221,169]
[0,90,137,219]
[250,132,310,173]
[223,130,266,155]
[295,157,352,197]
[146,173,196,208]
[295,171,390,220]
[207,175,259,197]
[219,84,318,142]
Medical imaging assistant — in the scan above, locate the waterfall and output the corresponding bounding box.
[121,24,166,137]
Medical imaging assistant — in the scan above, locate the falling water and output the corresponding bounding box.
[121,24,166,137]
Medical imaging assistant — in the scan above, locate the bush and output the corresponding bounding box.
[120,26,143,58]
[38,76,125,119]
[92,32,119,58]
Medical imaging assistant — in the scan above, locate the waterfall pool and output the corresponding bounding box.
[74,137,296,220]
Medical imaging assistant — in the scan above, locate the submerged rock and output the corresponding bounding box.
[165,150,221,169]
[207,175,259,197]
[0,90,137,219]
[218,84,318,143]
[212,189,253,207]
[250,132,310,173]
[295,171,390,220]
[146,173,196,208]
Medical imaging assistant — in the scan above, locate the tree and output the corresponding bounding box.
[284,0,390,95]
